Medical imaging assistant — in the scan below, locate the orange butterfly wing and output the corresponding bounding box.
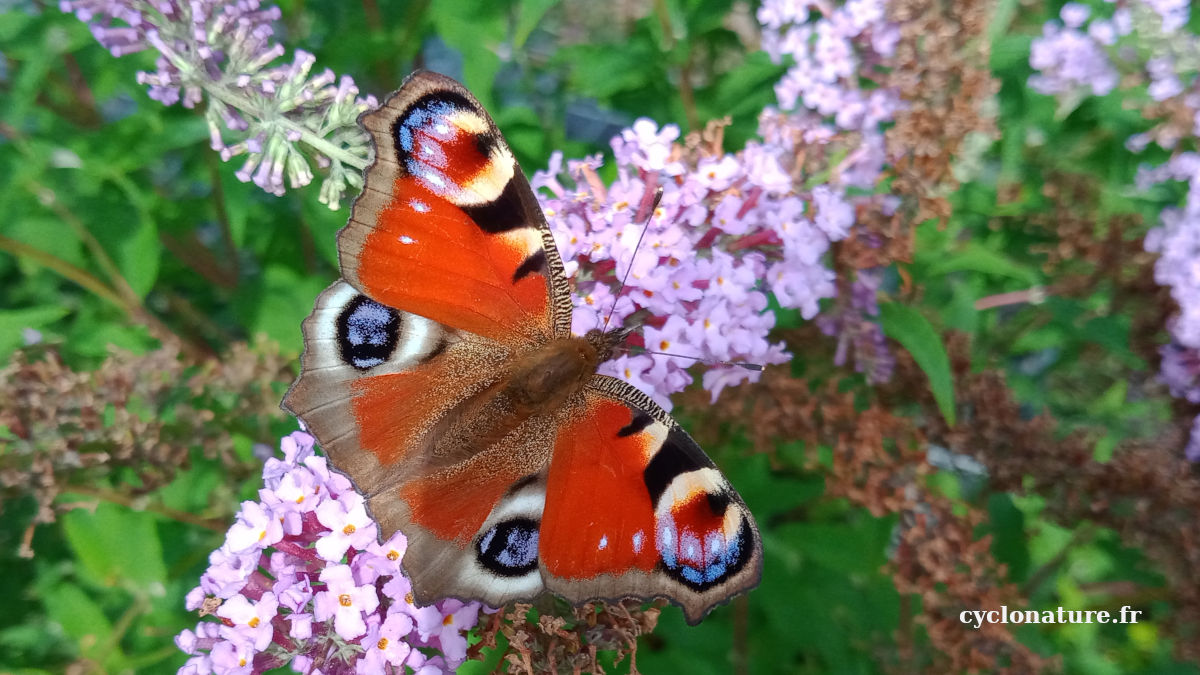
[539,377,762,624]
[342,71,572,346]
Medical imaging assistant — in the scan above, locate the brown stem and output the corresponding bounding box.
[732,594,750,675]
[24,180,205,359]
[0,233,125,307]
[61,53,102,128]
[204,151,241,281]
[61,486,227,532]
[652,0,699,131]
[160,230,238,290]
[161,289,234,348]
[29,180,138,303]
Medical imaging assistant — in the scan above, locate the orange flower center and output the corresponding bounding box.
[386,550,400,561]
[339,594,352,607]
[377,637,389,650]
[248,617,260,628]
[342,524,356,535]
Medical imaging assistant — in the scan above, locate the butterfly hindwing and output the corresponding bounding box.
[539,377,762,624]
[342,71,573,346]
[397,466,550,608]
[282,280,509,500]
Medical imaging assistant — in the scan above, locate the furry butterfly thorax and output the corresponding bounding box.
[283,70,762,624]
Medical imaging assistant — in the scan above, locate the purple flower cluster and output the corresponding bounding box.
[532,126,797,408]
[1030,1,1200,459]
[528,0,908,406]
[1029,1,1198,109]
[175,431,483,674]
[60,0,375,206]
[817,268,894,384]
[758,0,901,188]
[1028,3,1123,100]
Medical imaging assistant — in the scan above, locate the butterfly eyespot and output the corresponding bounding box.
[657,514,749,589]
[336,295,401,370]
[476,518,539,577]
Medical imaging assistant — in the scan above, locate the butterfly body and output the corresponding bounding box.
[284,71,761,624]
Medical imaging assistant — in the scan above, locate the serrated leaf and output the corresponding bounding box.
[880,303,956,425]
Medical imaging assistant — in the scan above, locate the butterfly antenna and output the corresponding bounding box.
[616,345,764,371]
[602,187,664,333]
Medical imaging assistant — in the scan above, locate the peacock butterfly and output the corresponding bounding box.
[282,71,762,624]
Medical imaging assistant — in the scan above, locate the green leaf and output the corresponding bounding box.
[110,213,161,298]
[513,0,557,47]
[925,243,1039,284]
[41,583,123,670]
[986,0,1020,42]
[61,501,168,588]
[0,306,69,358]
[239,264,328,354]
[6,215,87,268]
[880,303,956,425]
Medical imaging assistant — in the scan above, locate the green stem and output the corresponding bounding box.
[27,180,138,306]
[97,594,149,666]
[151,36,370,171]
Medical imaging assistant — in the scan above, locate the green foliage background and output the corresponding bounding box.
[1,0,1198,673]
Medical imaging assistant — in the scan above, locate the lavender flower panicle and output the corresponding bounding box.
[175,431,484,674]
[60,0,376,208]
[1029,1,1200,459]
[528,0,910,404]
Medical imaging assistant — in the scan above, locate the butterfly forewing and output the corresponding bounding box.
[341,71,573,346]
